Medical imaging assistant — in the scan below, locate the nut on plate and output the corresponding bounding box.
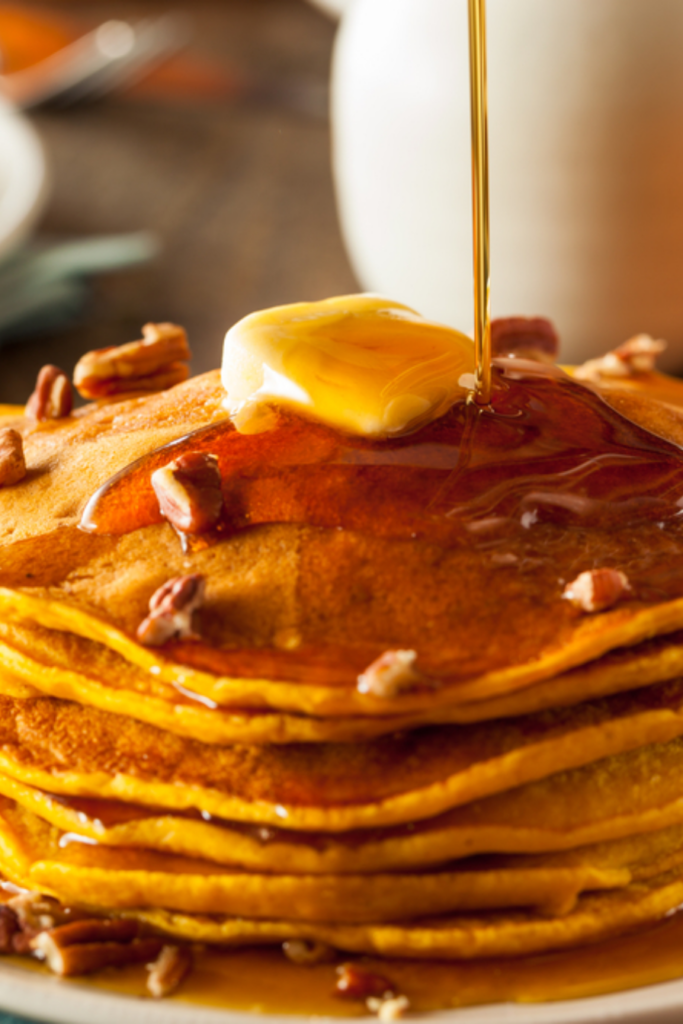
[334,963,395,1000]
[147,944,193,998]
[30,918,162,976]
[367,994,411,1020]
[73,322,191,399]
[0,905,19,953]
[7,891,64,935]
[2,892,193,996]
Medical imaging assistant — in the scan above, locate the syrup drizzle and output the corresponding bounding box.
[96,914,683,1015]
[468,0,492,404]
[80,361,683,546]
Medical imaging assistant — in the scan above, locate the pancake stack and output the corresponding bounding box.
[2,313,683,1005]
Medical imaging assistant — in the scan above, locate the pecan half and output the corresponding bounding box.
[367,994,411,1020]
[283,939,336,966]
[0,905,19,953]
[574,334,666,384]
[334,963,395,1000]
[73,322,190,399]
[491,317,559,362]
[35,918,140,947]
[357,650,424,698]
[151,452,223,534]
[32,923,162,977]
[137,574,206,646]
[25,365,73,421]
[0,428,26,486]
[563,568,631,613]
[147,944,193,998]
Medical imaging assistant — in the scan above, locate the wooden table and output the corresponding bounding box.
[0,0,357,404]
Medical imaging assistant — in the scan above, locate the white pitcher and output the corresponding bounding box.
[332,0,683,367]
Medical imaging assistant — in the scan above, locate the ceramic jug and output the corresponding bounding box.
[332,0,683,367]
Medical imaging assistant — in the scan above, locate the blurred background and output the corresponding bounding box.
[0,0,356,403]
[4,0,683,408]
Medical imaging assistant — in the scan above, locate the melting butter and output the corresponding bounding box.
[221,295,475,437]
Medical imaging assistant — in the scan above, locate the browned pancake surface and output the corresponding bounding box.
[4,367,683,694]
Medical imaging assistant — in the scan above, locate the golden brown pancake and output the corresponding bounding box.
[129,870,683,960]
[4,613,683,745]
[2,684,683,835]
[2,694,683,855]
[5,363,683,713]
[4,769,683,883]
[3,794,683,960]
[0,799,630,922]
[4,795,683,922]
[6,336,683,996]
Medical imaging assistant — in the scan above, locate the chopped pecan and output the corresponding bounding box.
[574,334,666,383]
[367,994,411,1020]
[147,944,193,998]
[283,939,336,966]
[137,573,206,646]
[491,317,559,362]
[0,905,19,953]
[73,322,191,399]
[25,365,73,421]
[334,963,395,1001]
[563,568,631,613]
[357,650,424,698]
[151,452,223,534]
[0,428,26,486]
[8,891,61,935]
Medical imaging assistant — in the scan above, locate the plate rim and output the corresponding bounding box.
[4,957,683,1024]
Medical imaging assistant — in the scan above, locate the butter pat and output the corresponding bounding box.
[221,295,474,437]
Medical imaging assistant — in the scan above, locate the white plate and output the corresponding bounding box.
[0,97,48,263]
[3,960,683,1024]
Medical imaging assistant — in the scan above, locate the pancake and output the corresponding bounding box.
[4,763,683,881]
[2,796,683,960]
[4,607,683,744]
[4,313,683,1005]
[128,870,683,960]
[0,799,631,922]
[6,795,683,921]
[5,536,683,715]
[2,694,683,859]
[4,686,683,837]
[4,361,683,715]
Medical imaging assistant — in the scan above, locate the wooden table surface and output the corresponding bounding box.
[0,0,358,404]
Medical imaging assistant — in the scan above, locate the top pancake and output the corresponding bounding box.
[3,361,683,713]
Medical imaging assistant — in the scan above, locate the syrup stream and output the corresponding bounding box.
[468,0,492,405]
